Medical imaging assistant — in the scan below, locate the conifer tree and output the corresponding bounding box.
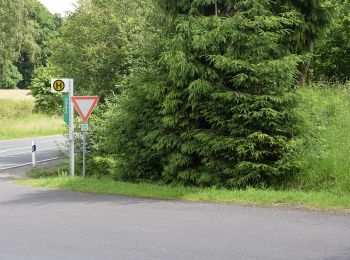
[151,0,302,187]
[95,0,302,188]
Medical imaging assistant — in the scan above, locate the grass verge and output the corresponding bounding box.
[15,177,350,212]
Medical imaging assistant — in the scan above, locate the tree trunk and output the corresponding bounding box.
[297,39,314,85]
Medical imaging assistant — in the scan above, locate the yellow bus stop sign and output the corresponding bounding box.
[51,78,72,93]
[53,80,65,92]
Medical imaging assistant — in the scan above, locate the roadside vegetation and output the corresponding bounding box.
[3,1,350,209]
[294,85,350,195]
[19,83,350,211]
[16,176,350,212]
[0,90,65,140]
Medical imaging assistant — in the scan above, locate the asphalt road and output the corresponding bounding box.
[0,180,350,260]
[0,135,66,171]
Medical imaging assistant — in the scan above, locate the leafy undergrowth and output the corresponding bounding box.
[16,177,350,212]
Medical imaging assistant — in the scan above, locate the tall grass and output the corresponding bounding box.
[295,84,350,194]
[0,89,33,100]
[0,99,34,118]
[0,114,65,140]
[0,93,65,140]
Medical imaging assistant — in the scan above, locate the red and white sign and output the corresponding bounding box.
[71,96,99,123]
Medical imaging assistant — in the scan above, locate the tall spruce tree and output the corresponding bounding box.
[94,0,302,188]
[152,0,302,187]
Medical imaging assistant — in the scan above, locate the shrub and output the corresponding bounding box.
[0,61,23,89]
[29,64,63,115]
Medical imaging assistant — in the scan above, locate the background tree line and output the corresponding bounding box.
[0,0,60,89]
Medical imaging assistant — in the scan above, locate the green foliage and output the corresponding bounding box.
[293,84,350,194]
[89,71,164,182]
[0,61,23,89]
[312,1,350,82]
[29,64,63,114]
[0,0,31,65]
[16,0,61,89]
[0,0,40,88]
[94,0,302,188]
[27,167,68,179]
[84,156,118,178]
[50,0,153,98]
[278,0,335,52]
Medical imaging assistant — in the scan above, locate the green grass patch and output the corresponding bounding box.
[0,99,34,118]
[0,98,65,140]
[295,85,350,194]
[16,177,350,212]
[0,114,65,140]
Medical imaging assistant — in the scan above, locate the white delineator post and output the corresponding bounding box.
[69,80,75,177]
[32,140,36,167]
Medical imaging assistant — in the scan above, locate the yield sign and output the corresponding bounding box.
[71,96,99,123]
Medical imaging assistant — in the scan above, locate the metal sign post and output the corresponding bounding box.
[69,80,75,177]
[51,78,75,177]
[71,96,99,178]
[81,123,89,178]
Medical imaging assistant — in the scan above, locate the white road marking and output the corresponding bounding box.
[0,146,32,153]
[0,140,66,154]
[0,135,64,143]
[0,145,13,149]
[0,147,58,158]
[0,157,65,171]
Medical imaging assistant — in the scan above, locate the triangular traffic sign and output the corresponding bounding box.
[71,96,99,123]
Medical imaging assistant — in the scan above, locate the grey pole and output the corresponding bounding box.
[83,131,86,178]
[69,80,75,177]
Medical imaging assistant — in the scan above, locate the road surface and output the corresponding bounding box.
[0,135,66,171]
[0,180,349,260]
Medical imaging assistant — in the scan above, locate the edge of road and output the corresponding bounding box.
[0,158,65,181]
[0,135,65,143]
[0,157,65,172]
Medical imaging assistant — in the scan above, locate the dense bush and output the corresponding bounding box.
[29,64,63,115]
[0,61,23,89]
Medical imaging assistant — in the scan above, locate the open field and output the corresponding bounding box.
[0,114,65,140]
[0,89,34,100]
[0,89,65,140]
